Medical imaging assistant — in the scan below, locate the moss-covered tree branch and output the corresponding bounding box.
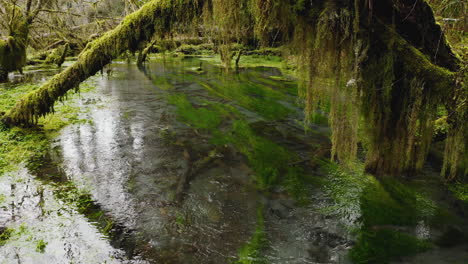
[1,0,200,125]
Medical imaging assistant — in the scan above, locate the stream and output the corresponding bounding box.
[0,58,467,264]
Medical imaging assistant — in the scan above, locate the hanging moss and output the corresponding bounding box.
[1,0,465,179]
[45,43,70,67]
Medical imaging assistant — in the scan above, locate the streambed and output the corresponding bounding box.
[0,58,467,264]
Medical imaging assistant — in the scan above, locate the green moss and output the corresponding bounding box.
[45,43,69,67]
[0,4,29,79]
[0,228,13,246]
[167,85,311,201]
[0,81,96,175]
[35,239,48,253]
[235,205,268,264]
[168,94,222,130]
[449,183,468,202]
[350,228,432,264]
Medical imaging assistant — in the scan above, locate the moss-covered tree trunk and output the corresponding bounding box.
[1,0,201,124]
[0,0,464,178]
[358,0,462,177]
[0,6,29,82]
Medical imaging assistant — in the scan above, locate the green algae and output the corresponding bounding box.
[199,80,292,121]
[350,228,432,264]
[235,204,268,264]
[166,68,312,200]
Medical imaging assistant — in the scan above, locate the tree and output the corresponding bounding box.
[0,0,43,81]
[1,0,465,179]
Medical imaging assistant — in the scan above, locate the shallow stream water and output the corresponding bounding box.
[0,58,467,264]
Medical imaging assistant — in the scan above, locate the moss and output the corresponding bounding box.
[0,228,13,246]
[350,228,432,264]
[45,43,69,67]
[0,5,29,79]
[35,239,48,253]
[2,0,203,125]
[235,205,268,264]
[0,80,96,175]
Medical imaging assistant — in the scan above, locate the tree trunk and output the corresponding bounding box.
[1,0,201,125]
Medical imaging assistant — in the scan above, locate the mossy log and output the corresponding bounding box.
[2,0,200,125]
[0,0,464,178]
